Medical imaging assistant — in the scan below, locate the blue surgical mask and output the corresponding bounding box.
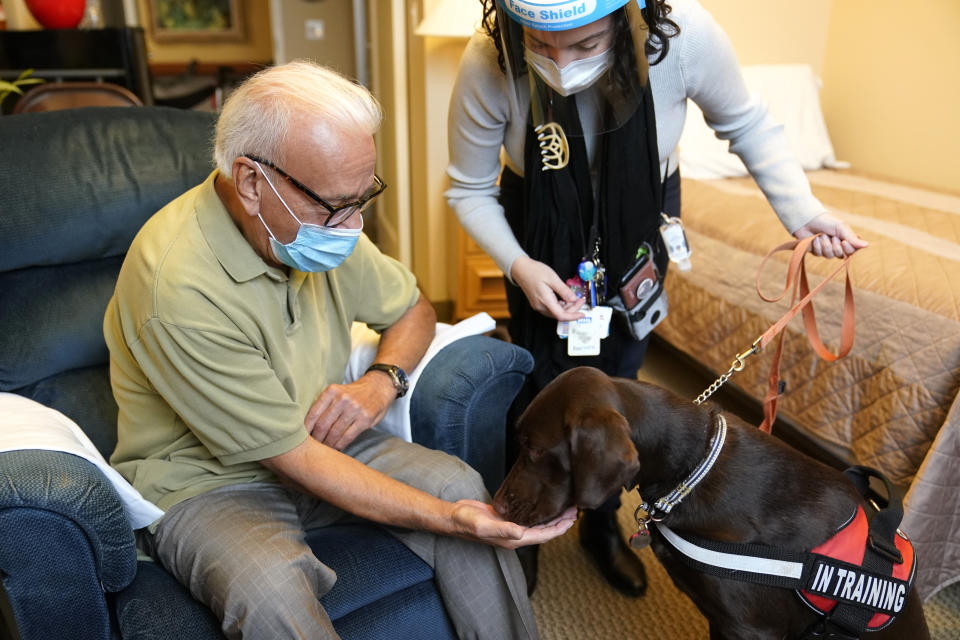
[254,162,362,272]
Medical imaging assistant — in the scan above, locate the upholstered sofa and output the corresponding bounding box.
[0,106,533,639]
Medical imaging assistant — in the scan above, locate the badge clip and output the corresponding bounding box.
[659,213,692,272]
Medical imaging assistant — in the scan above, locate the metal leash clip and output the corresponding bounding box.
[693,337,763,406]
[733,337,763,371]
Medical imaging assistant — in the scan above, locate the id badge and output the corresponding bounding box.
[557,306,611,338]
[560,306,612,357]
[568,320,601,356]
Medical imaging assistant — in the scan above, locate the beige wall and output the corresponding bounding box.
[821,0,960,192]
[2,0,42,29]
[271,0,355,76]
[409,37,465,306]
[701,0,960,192]
[406,0,474,306]
[369,0,412,266]
[701,0,833,75]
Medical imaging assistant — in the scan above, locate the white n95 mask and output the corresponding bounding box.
[524,47,614,97]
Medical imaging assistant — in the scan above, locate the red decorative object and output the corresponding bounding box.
[24,0,86,29]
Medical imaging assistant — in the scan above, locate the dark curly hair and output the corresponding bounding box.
[480,0,680,73]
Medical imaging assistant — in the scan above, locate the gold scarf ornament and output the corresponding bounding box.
[535,121,570,171]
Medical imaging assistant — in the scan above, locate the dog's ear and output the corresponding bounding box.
[566,406,640,510]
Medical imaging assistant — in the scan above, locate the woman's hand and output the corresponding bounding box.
[510,255,586,321]
[793,212,869,258]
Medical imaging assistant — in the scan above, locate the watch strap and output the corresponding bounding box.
[365,363,409,398]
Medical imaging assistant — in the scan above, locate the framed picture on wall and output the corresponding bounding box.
[147,0,245,42]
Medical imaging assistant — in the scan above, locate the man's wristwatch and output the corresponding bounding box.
[365,363,410,398]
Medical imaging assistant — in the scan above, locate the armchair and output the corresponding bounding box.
[0,107,532,640]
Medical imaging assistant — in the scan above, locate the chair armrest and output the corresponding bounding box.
[0,450,137,591]
[410,336,533,495]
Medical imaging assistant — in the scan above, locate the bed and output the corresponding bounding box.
[659,65,960,601]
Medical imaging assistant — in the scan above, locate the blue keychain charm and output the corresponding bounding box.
[577,260,596,282]
[578,260,598,307]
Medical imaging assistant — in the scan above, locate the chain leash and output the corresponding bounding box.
[692,338,763,406]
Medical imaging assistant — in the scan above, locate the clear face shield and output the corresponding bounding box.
[496,0,650,170]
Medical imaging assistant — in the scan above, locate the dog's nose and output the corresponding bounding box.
[492,493,512,518]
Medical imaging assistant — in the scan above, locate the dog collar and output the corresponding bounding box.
[630,413,727,548]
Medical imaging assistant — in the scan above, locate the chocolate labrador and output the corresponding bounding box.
[493,366,929,640]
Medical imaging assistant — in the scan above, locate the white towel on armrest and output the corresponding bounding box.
[344,312,497,442]
[0,393,164,529]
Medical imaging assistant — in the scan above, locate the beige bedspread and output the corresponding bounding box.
[656,171,960,600]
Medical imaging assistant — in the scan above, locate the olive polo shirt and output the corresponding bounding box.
[104,171,418,514]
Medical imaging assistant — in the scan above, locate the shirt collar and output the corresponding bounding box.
[195,170,287,283]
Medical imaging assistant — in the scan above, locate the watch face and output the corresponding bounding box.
[369,363,408,396]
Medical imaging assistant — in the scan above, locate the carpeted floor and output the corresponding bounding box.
[526,337,960,638]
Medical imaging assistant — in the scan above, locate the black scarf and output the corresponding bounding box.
[500,84,663,391]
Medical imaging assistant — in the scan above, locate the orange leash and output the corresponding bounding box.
[754,235,857,432]
[692,233,858,433]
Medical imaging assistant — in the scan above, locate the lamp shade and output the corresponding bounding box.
[415,0,479,38]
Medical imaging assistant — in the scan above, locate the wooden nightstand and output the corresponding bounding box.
[454,228,510,321]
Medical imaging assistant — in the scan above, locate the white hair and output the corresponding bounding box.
[214,60,383,175]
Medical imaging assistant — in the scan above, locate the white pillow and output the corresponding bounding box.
[0,393,164,529]
[344,312,496,442]
[678,64,845,180]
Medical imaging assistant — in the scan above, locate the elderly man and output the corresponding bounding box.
[104,61,574,640]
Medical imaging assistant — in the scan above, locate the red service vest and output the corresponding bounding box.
[798,505,916,631]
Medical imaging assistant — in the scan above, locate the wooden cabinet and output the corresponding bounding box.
[454,228,510,320]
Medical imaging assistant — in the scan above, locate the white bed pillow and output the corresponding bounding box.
[678,64,845,179]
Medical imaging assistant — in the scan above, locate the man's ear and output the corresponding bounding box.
[231,156,262,217]
[566,406,640,510]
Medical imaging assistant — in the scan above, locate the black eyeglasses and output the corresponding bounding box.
[245,154,387,227]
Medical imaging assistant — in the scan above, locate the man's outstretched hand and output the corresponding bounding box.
[451,500,578,549]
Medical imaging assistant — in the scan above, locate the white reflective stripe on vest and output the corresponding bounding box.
[658,524,805,580]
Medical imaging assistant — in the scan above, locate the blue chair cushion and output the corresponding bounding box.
[0,258,121,391]
[0,107,217,272]
[15,366,118,459]
[333,580,455,640]
[112,561,224,640]
[308,524,435,621]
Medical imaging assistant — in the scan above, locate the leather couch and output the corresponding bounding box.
[0,106,532,640]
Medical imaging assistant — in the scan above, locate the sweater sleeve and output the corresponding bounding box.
[446,34,527,279]
[679,4,827,233]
